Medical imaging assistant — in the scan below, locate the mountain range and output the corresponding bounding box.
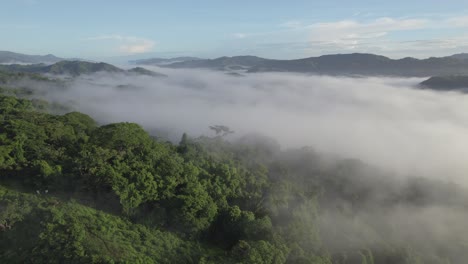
[3,51,468,92]
[4,50,468,78]
[139,53,468,77]
[0,51,64,64]
[0,60,165,77]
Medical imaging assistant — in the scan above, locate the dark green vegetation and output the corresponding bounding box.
[45,61,124,76]
[1,82,468,263]
[128,67,168,77]
[420,75,468,91]
[0,61,122,77]
[0,61,165,77]
[0,70,52,84]
[150,53,468,77]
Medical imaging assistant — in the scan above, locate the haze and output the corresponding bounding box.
[20,68,468,184]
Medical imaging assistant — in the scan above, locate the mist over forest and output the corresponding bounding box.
[28,68,468,182]
[5,0,468,261]
[1,62,468,263]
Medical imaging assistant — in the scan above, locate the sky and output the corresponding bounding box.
[1,0,468,60]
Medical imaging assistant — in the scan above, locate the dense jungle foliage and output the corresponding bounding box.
[1,81,467,264]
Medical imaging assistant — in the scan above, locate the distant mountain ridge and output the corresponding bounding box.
[0,61,165,77]
[4,51,468,80]
[164,55,268,71]
[0,51,63,64]
[153,53,468,77]
[450,53,468,60]
[420,75,468,91]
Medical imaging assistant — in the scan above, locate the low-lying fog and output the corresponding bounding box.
[22,67,468,183]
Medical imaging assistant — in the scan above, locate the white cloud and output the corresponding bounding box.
[24,69,468,184]
[267,16,468,57]
[307,17,428,49]
[119,41,154,53]
[88,34,155,54]
[396,37,468,50]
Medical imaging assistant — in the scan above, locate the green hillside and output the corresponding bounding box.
[128,67,167,77]
[0,51,63,64]
[45,61,124,76]
[0,90,467,263]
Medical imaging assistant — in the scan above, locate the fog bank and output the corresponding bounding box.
[23,68,468,183]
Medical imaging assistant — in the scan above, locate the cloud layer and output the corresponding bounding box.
[266,15,468,58]
[307,17,427,49]
[27,69,468,184]
[12,68,468,261]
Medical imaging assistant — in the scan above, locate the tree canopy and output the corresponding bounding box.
[0,92,466,264]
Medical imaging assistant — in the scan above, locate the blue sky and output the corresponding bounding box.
[1,0,468,60]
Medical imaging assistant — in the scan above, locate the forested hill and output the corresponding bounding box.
[420,75,468,91]
[1,89,468,263]
[0,61,165,77]
[0,51,63,64]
